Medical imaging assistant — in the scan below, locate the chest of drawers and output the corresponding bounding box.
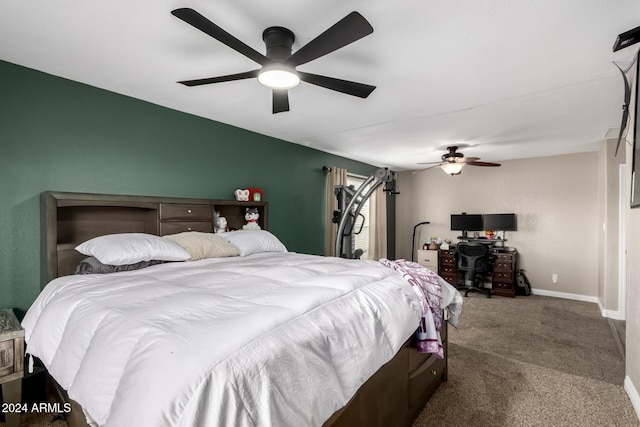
[491,250,517,297]
[438,249,459,286]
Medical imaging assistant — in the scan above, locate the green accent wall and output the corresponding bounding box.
[0,60,380,315]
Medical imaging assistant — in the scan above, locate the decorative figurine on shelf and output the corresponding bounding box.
[242,207,261,230]
[440,238,452,250]
[214,211,228,233]
[235,189,250,201]
[247,187,264,202]
[428,237,442,250]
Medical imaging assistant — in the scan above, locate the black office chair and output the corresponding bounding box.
[457,242,491,298]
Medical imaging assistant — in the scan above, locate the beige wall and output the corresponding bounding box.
[623,57,640,416]
[625,153,640,415]
[597,137,626,317]
[395,152,600,297]
[625,138,640,416]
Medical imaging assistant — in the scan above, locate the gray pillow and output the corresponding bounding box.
[74,257,165,275]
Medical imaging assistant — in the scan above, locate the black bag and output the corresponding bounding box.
[515,269,531,296]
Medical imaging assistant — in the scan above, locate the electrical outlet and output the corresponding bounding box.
[552,274,558,284]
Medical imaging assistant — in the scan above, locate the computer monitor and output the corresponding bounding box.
[450,214,483,238]
[483,213,517,231]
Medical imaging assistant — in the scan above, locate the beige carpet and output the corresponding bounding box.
[413,294,639,427]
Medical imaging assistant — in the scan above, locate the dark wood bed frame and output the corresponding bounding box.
[40,191,447,427]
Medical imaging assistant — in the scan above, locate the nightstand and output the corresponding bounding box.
[416,249,438,270]
[0,309,24,427]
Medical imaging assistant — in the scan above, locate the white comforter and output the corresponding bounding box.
[22,252,445,427]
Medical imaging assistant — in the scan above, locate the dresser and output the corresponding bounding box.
[491,249,518,297]
[0,309,24,427]
[438,247,518,297]
[437,249,459,286]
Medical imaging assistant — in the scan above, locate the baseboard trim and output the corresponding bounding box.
[598,304,625,320]
[608,318,626,360]
[532,289,625,320]
[530,288,598,303]
[598,302,625,320]
[624,376,640,422]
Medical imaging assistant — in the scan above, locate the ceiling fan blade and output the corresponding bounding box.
[178,70,260,86]
[613,61,632,156]
[467,161,501,167]
[272,89,290,114]
[285,11,373,67]
[462,157,480,162]
[613,62,632,105]
[298,71,375,98]
[172,8,269,66]
[615,108,630,157]
[416,161,442,165]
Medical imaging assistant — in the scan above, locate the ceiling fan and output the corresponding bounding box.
[416,146,501,176]
[171,8,376,114]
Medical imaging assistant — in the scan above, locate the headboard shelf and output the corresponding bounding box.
[41,192,269,283]
[57,243,79,251]
[56,205,159,242]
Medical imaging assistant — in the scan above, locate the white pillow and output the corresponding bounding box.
[76,233,191,266]
[163,232,239,260]
[222,230,288,257]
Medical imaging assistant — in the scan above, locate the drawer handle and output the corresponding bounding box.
[431,370,437,376]
[187,227,192,231]
[187,209,192,214]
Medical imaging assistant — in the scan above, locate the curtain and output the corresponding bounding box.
[364,185,387,260]
[325,166,347,256]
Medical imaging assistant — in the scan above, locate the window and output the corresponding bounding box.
[347,174,370,258]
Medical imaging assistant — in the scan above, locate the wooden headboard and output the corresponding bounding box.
[41,192,269,283]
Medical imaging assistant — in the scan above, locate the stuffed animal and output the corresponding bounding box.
[235,189,250,201]
[242,207,261,230]
[214,211,228,233]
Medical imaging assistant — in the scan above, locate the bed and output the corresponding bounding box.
[23,191,461,427]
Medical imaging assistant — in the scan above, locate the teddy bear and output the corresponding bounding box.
[242,207,261,230]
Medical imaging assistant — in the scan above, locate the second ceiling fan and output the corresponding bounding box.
[416,146,501,175]
[171,8,376,114]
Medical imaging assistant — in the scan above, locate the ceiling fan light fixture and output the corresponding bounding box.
[441,162,464,175]
[258,65,300,90]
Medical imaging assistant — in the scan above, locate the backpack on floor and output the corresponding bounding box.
[515,269,531,296]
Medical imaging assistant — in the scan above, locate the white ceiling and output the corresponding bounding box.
[1,1,639,171]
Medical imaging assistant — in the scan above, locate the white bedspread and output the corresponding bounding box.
[23,253,434,427]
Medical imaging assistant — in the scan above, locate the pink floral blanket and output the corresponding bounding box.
[379,258,444,358]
